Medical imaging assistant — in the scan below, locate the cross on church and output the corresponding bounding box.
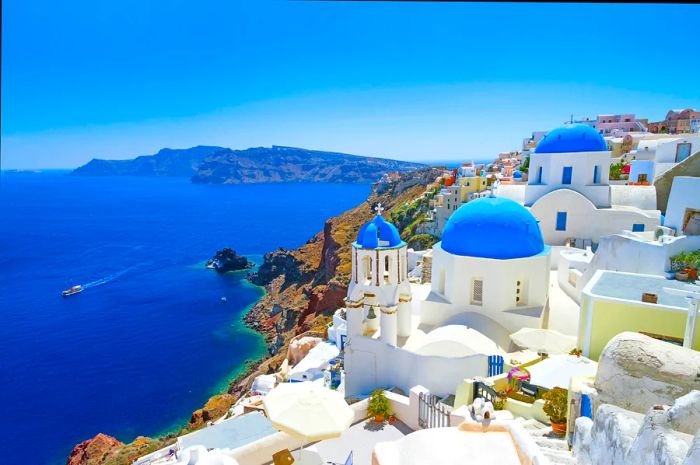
[374,203,384,216]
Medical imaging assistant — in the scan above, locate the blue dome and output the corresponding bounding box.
[441,197,545,259]
[513,171,523,179]
[534,125,607,154]
[356,215,403,249]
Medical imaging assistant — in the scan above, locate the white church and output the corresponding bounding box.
[330,199,554,397]
[499,124,661,246]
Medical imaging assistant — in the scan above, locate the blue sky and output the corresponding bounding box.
[2,1,700,169]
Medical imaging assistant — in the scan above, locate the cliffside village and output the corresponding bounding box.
[128,109,700,465]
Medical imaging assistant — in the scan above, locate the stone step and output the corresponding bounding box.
[542,449,577,465]
[535,437,570,451]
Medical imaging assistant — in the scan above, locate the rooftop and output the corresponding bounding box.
[586,270,696,309]
[178,411,277,451]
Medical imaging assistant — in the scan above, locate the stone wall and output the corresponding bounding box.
[573,392,700,465]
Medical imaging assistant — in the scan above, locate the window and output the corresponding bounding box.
[632,224,645,232]
[362,256,373,284]
[471,279,483,305]
[593,165,600,184]
[556,212,567,231]
[438,268,446,295]
[536,166,543,184]
[516,279,527,306]
[676,143,692,162]
[562,166,573,185]
[384,255,391,285]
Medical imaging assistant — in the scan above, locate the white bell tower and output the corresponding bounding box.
[346,203,412,347]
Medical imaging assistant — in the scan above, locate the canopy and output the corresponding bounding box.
[262,382,354,441]
[509,328,577,355]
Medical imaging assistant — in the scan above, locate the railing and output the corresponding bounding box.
[418,392,450,429]
[473,381,499,404]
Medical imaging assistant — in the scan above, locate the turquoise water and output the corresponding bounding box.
[0,171,370,465]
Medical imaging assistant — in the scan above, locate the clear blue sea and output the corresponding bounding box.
[0,171,370,465]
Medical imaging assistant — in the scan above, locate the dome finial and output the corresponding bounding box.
[374,202,385,216]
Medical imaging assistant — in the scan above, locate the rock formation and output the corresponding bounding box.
[206,248,252,273]
[593,332,700,414]
[66,434,123,465]
[188,394,236,429]
[286,336,322,366]
[191,145,425,184]
[72,146,225,177]
[574,392,700,465]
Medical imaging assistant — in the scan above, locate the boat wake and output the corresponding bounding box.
[79,262,150,290]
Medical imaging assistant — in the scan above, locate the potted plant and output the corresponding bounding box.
[542,387,568,436]
[569,348,582,357]
[388,415,397,424]
[368,390,391,423]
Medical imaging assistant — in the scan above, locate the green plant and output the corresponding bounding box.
[569,348,582,357]
[368,390,392,418]
[519,156,530,173]
[507,391,536,404]
[609,162,627,181]
[542,387,568,423]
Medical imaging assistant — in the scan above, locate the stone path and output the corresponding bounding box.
[515,418,578,465]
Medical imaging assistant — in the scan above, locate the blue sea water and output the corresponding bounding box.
[0,171,371,465]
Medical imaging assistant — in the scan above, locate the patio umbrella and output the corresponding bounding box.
[509,328,577,355]
[263,381,354,442]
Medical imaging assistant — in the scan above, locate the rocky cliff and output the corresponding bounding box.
[191,145,425,184]
[72,146,226,177]
[244,166,441,337]
[72,144,424,184]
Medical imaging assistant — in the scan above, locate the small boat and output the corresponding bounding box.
[62,285,83,297]
[221,297,228,303]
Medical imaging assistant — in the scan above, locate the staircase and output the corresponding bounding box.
[515,418,578,465]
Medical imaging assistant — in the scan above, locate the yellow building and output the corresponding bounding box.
[578,270,700,360]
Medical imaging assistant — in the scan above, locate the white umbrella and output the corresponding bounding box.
[510,328,577,355]
[263,381,354,442]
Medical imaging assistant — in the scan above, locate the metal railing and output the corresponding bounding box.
[418,392,450,429]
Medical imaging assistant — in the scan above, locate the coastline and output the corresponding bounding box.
[63,170,438,465]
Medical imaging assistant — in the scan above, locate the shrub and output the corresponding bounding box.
[368,390,392,418]
[542,387,568,423]
[507,391,536,404]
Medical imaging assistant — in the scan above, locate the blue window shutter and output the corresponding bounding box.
[562,166,573,184]
[556,212,567,231]
[593,165,599,184]
[632,224,645,232]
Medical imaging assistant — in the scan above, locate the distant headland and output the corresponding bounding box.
[71,145,425,184]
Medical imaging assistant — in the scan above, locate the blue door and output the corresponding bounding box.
[556,212,567,231]
[562,166,573,185]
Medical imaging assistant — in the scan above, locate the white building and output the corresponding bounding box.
[524,125,660,245]
[557,176,700,303]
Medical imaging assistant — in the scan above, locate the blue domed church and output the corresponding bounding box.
[422,197,551,337]
[522,124,660,245]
